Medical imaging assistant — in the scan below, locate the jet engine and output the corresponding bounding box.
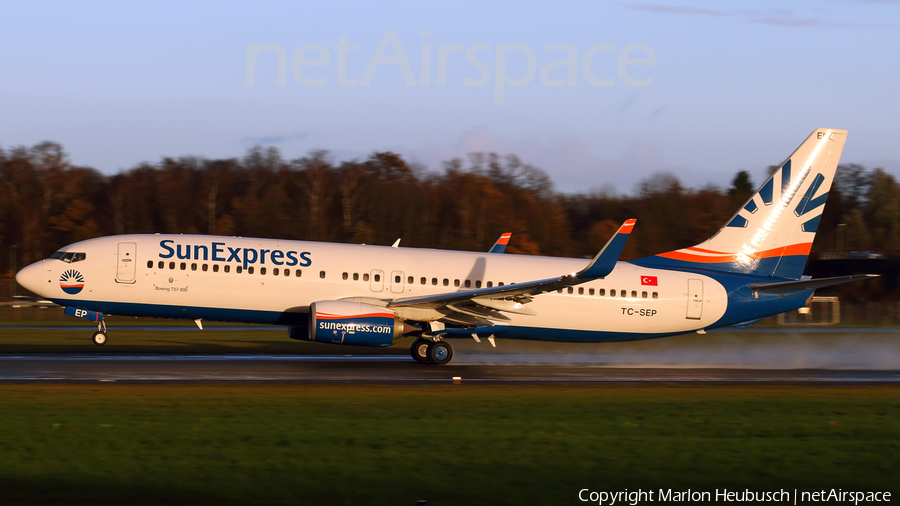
[304,300,416,347]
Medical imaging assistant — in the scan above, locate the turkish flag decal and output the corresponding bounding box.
[641,276,658,286]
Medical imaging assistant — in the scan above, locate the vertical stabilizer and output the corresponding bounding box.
[636,128,848,279]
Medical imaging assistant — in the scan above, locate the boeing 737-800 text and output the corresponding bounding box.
[16,129,874,364]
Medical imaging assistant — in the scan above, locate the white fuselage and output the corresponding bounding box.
[18,234,729,341]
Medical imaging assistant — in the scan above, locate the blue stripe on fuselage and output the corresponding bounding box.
[50,298,308,326]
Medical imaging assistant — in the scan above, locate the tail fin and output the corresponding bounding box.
[637,128,848,279]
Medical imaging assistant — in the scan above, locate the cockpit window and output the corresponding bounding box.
[51,251,86,263]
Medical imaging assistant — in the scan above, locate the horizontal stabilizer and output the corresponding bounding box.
[576,219,635,279]
[750,274,879,295]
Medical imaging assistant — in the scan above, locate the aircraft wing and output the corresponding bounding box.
[488,233,512,253]
[387,220,635,324]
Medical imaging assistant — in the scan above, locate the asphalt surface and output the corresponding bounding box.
[1,354,898,384]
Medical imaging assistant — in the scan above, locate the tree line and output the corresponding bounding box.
[0,141,894,277]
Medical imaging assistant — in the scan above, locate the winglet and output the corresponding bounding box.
[488,233,512,254]
[576,219,635,279]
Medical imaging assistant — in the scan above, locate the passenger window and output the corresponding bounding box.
[191,263,197,271]
[260,267,266,275]
[342,272,348,280]
[169,262,175,270]
[296,269,302,277]
[443,279,449,286]
[498,282,505,286]
[147,260,153,268]
[420,277,426,285]
[599,289,605,296]
[557,289,563,294]
[610,289,616,297]
[374,274,380,282]
[353,273,359,281]
[224,265,230,273]
[454,279,460,287]
[213,264,219,272]
[567,287,574,294]
[578,287,584,295]
[432,278,438,285]
[652,292,659,299]
[248,266,254,274]
[395,275,401,283]
[408,276,414,284]
[464,280,471,288]
[630,290,636,298]
[589,288,595,296]
[475,280,482,288]
[487,281,493,288]
[642,291,648,298]
[320,271,326,279]
[284,269,290,276]
[202,264,208,272]
[236,266,243,273]
[180,262,186,270]
[363,273,369,281]
[273,268,279,276]
[158,261,164,269]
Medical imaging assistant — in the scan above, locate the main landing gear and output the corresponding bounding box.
[92,320,108,346]
[410,338,454,365]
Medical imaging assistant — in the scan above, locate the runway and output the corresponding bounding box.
[1,354,898,384]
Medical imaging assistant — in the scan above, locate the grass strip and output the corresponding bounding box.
[0,385,897,505]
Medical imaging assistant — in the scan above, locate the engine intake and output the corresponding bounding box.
[308,300,414,347]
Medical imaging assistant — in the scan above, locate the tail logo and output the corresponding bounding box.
[60,269,85,295]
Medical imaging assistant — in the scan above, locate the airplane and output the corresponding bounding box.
[15,128,876,364]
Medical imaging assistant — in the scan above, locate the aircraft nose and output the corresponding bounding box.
[15,260,44,296]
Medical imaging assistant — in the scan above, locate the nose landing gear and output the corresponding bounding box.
[92,320,108,346]
[92,331,107,346]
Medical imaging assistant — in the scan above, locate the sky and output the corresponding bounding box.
[1,0,898,194]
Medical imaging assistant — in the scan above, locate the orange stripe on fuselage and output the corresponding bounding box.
[657,242,813,263]
[657,251,734,263]
[685,246,729,255]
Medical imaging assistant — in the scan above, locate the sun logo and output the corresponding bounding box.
[59,269,85,295]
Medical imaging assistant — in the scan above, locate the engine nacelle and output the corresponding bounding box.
[308,300,413,347]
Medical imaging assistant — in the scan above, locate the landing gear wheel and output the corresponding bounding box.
[426,340,453,365]
[410,339,430,364]
[92,331,107,346]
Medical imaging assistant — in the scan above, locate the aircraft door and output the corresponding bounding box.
[390,270,405,293]
[116,242,137,284]
[370,269,384,292]
[686,279,703,319]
